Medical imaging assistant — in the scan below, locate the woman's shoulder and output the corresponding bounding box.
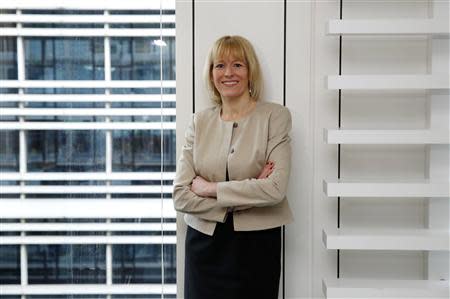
[195,105,219,116]
[256,101,291,117]
[191,105,220,125]
[256,101,292,134]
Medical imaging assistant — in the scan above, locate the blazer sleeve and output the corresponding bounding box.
[172,114,228,222]
[216,106,292,208]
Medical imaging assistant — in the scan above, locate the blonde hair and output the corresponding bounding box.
[203,35,262,105]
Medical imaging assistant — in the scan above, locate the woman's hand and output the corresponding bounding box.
[257,161,274,179]
[233,161,274,211]
[191,176,217,198]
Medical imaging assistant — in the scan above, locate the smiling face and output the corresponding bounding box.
[205,36,262,105]
[212,56,249,102]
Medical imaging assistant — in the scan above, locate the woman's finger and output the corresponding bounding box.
[257,162,274,179]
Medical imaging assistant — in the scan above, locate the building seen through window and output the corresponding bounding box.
[0,2,177,298]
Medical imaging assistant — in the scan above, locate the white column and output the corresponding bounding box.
[158,2,166,298]
[426,0,450,281]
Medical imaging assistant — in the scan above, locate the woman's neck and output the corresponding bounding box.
[221,96,256,121]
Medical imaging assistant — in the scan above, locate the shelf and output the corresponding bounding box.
[324,129,450,144]
[327,75,449,90]
[327,19,450,35]
[323,179,450,197]
[323,278,449,298]
[323,228,449,250]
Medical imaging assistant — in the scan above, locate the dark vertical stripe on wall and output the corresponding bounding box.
[192,0,196,113]
[337,0,343,280]
[283,0,287,107]
[282,0,287,298]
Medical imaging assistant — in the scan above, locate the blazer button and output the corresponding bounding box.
[233,122,238,128]
[230,148,235,154]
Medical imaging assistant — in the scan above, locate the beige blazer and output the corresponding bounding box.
[172,101,294,236]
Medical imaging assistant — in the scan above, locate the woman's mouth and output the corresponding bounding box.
[222,81,239,86]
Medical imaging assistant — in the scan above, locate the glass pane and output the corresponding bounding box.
[28,245,106,284]
[28,296,105,299]
[112,296,175,299]
[111,38,161,80]
[0,245,20,284]
[162,37,175,80]
[163,244,176,284]
[113,244,162,283]
[112,130,175,172]
[25,38,104,80]
[0,37,17,80]
[27,131,105,172]
[161,36,176,288]
[0,37,17,95]
[0,131,19,172]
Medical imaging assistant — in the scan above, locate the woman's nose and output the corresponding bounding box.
[224,65,233,76]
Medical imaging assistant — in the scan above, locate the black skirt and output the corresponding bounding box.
[184,213,281,299]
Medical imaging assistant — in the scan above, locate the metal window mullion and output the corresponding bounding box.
[0,185,174,194]
[0,283,177,296]
[0,222,177,232]
[0,14,176,24]
[0,198,177,219]
[104,10,113,292]
[0,28,176,37]
[1,235,177,245]
[158,1,166,296]
[0,107,177,116]
[0,122,176,130]
[0,94,176,103]
[0,171,175,181]
[0,0,176,10]
[0,80,176,89]
[16,9,28,295]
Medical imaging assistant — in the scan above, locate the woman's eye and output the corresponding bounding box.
[214,64,224,69]
[234,63,243,68]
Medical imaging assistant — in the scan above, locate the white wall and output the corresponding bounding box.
[176,0,440,298]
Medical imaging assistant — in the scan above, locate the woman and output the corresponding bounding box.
[173,35,293,299]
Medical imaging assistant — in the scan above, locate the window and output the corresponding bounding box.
[0,1,176,298]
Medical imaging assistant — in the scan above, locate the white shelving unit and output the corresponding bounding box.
[323,179,450,197]
[323,228,449,251]
[322,278,449,298]
[323,1,449,298]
